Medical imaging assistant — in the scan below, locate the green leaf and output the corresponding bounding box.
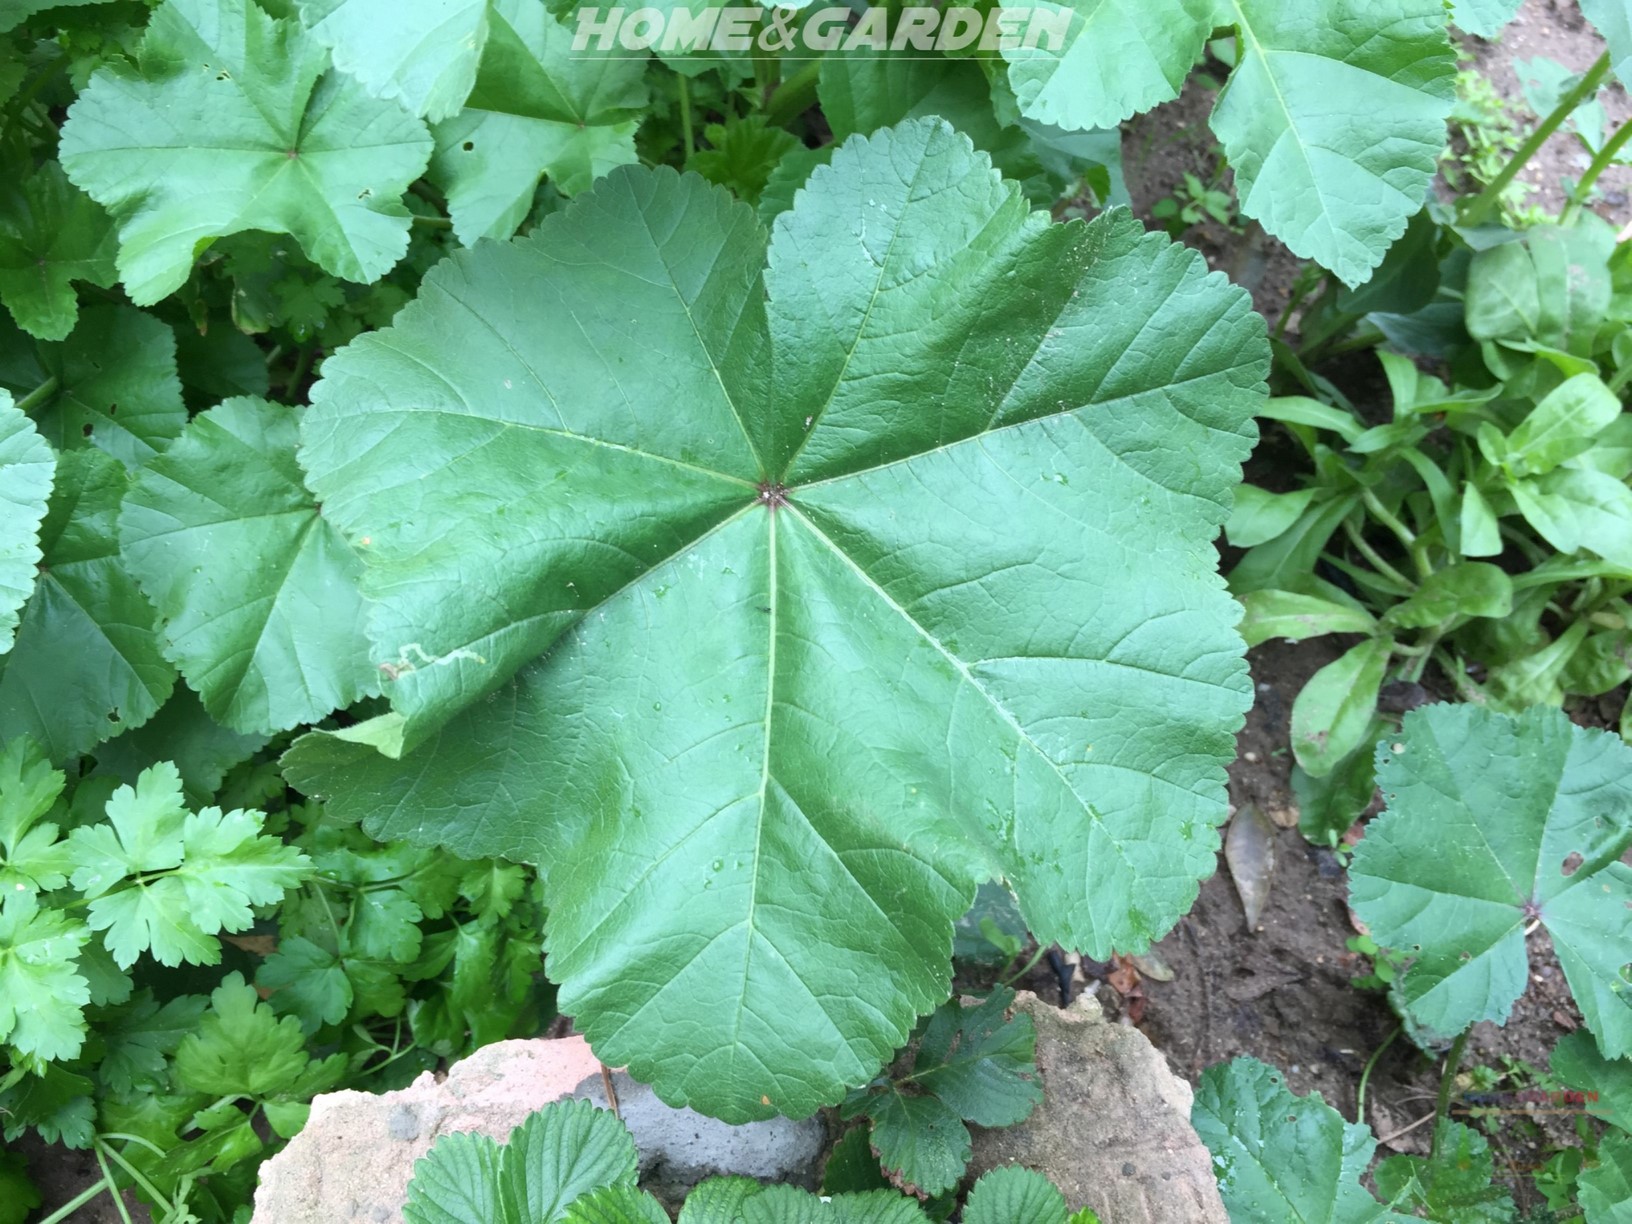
[66,761,310,967]
[1382,563,1513,630]
[855,1092,968,1196]
[1550,1030,1632,1135]
[1509,467,1632,568]
[0,392,53,656]
[1373,1120,1514,1222]
[430,0,646,243]
[1581,0,1632,86]
[0,739,70,894]
[0,162,118,342]
[290,117,1267,1121]
[1210,0,1455,287]
[1290,637,1392,778]
[678,1177,767,1222]
[1460,483,1502,558]
[1226,485,1316,548]
[175,971,340,1098]
[1506,373,1623,476]
[963,1166,1069,1224]
[1292,731,1381,848]
[0,1150,41,1224]
[91,687,269,807]
[120,397,379,734]
[0,305,185,469]
[98,990,209,1095]
[1580,1130,1632,1222]
[1192,1056,1395,1222]
[0,447,176,760]
[1349,704,1632,1052]
[59,0,434,305]
[1258,396,1366,445]
[1230,495,1360,594]
[405,1130,506,1224]
[821,1131,888,1196]
[688,115,801,208]
[1001,0,1217,130]
[560,1186,670,1223]
[295,0,491,121]
[1451,0,1523,36]
[1466,222,1616,355]
[257,933,353,1029]
[0,890,91,1062]
[1238,589,1376,648]
[736,1185,931,1223]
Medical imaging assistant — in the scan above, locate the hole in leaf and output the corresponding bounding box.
[81,423,93,437]
[107,402,117,416]
[462,141,475,151]
[1562,852,1584,877]
[106,709,119,721]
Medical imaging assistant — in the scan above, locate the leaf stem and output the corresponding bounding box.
[34,1181,112,1224]
[90,1143,135,1224]
[1430,1029,1471,1160]
[1360,490,1429,580]
[1460,52,1610,227]
[1561,116,1632,225]
[1000,943,1051,987]
[13,375,59,416]
[410,214,453,229]
[764,58,822,128]
[1342,519,1414,591]
[1354,1023,1400,1124]
[678,74,695,162]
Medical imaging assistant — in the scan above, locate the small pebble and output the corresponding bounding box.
[1243,750,1260,763]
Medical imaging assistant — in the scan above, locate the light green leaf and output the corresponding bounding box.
[405,1130,506,1224]
[0,448,176,760]
[59,0,434,305]
[677,1177,767,1222]
[1510,467,1632,568]
[0,391,53,655]
[0,305,184,469]
[1506,373,1622,476]
[1580,1130,1632,1222]
[295,0,491,121]
[1581,0,1632,86]
[1210,0,1455,287]
[0,890,91,1062]
[1192,1056,1395,1223]
[1226,485,1316,548]
[1382,562,1513,630]
[1002,0,1217,130]
[429,0,646,243]
[499,1099,641,1223]
[120,397,379,735]
[291,118,1266,1121]
[1238,589,1376,648]
[1258,396,1365,444]
[0,162,118,342]
[963,1166,1069,1224]
[1290,637,1392,777]
[738,1185,931,1223]
[1460,483,1502,557]
[1350,704,1632,1052]
[560,1186,670,1224]
[1451,0,1522,37]
[176,972,342,1098]
[1466,221,1616,355]
[0,739,68,894]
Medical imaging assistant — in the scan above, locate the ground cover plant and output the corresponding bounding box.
[1,0,1630,1218]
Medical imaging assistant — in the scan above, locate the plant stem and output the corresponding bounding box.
[35,1181,112,1224]
[1430,1029,1471,1160]
[14,375,59,416]
[678,74,695,162]
[1355,1024,1400,1124]
[1460,52,1610,227]
[286,343,315,400]
[764,58,821,128]
[1562,117,1632,225]
[1360,490,1429,580]
[1001,943,1051,987]
[1342,519,1415,591]
[410,214,452,229]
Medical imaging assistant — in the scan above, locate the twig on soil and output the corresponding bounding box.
[1376,1111,1437,1145]
[1182,919,1213,1074]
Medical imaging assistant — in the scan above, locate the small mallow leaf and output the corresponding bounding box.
[120,397,379,735]
[0,391,54,655]
[1211,0,1456,287]
[59,0,434,305]
[290,117,1267,1121]
[1580,1131,1632,1222]
[0,163,118,342]
[1350,704,1632,1055]
[1373,1120,1513,1221]
[1192,1056,1397,1222]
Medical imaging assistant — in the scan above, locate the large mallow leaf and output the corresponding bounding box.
[0,392,54,656]
[287,118,1268,1122]
[295,0,492,122]
[1350,704,1632,1056]
[58,0,433,306]
[428,0,648,244]
[1209,0,1455,288]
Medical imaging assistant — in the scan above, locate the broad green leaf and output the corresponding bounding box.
[91,687,269,807]
[908,987,1041,1126]
[98,991,208,1095]
[1382,563,1513,630]
[963,1166,1070,1224]
[1451,0,1522,36]
[405,1131,507,1224]
[1506,373,1622,476]
[1192,1057,1396,1223]
[1466,222,1616,355]
[820,1132,888,1196]
[429,0,646,243]
[0,448,176,760]
[120,397,379,735]
[1001,0,1217,130]
[737,1185,930,1224]
[1238,589,1376,648]
[1334,208,1441,317]
[1210,0,1455,287]
[1373,1120,1512,1222]
[295,0,491,121]
[851,1092,968,1196]
[0,305,184,469]
[0,739,69,894]
[1509,467,1632,569]
[257,933,353,1029]
[0,163,117,342]
[1350,704,1632,1053]
[289,118,1267,1121]
[1580,1131,1632,1222]
[1581,0,1632,86]
[1290,637,1392,778]
[66,761,310,967]
[1226,485,1315,548]
[0,391,53,654]
[499,1099,641,1223]
[175,972,343,1098]
[0,890,91,1062]
[1550,1029,1632,1135]
[59,0,434,305]
[0,1150,40,1224]
[560,1186,669,1223]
